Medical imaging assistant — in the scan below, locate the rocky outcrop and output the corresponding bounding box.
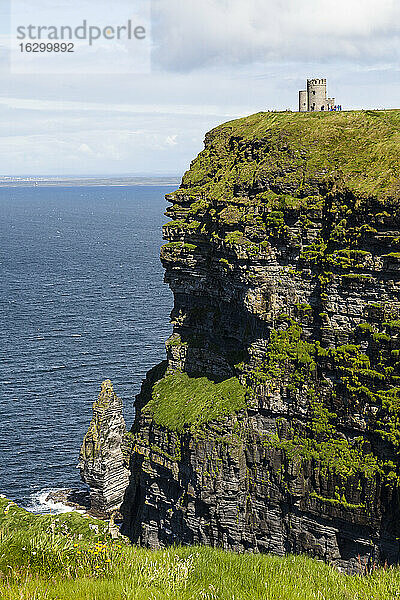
[45,489,90,512]
[85,110,400,571]
[79,380,130,517]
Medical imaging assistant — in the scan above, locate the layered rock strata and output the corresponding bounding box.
[84,110,400,571]
[79,380,130,517]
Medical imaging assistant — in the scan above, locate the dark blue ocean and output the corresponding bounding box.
[0,185,174,511]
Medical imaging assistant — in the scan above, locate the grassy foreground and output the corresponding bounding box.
[0,498,400,600]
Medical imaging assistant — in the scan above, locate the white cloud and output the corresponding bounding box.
[78,142,94,155]
[0,1,399,176]
[0,96,253,118]
[165,135,178,146]
[8,0,151,74]
[153,0,400,70]
[0,121,212,175]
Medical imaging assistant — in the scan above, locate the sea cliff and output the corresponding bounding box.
[81,109,400,572]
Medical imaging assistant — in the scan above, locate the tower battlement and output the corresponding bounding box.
[308,78,326,86]
[299,78,340,112]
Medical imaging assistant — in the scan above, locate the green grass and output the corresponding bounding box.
[0,497,109,541]
[178,109,400,202]
[142,372,247,431]
[161,242,197,252]
[0,497,400,599]
[1,498,400,599]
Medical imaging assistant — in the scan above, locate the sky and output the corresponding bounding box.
[0,0,399,176]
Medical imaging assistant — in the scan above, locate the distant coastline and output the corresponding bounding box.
[0,176,181,188]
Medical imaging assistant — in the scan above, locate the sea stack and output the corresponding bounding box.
[79,379,130,517]
[83,110,400,572]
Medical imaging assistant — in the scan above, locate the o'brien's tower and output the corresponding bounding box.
[299,78,336,112]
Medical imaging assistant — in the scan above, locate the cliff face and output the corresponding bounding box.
[87,110,400,572]
[79,380,130,517]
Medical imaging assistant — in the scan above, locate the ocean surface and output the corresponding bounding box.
[0,185,174,511]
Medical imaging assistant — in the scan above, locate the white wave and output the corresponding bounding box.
[27,489,84,515]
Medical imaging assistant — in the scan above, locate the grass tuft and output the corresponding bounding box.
[0,498,400,599]
[143,372,247,431]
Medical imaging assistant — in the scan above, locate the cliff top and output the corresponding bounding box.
[178,109,400,203]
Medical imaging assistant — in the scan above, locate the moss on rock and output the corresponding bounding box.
[143,372,247,431]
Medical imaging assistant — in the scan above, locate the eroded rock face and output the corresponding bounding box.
[89,111,400,571]
[79,380,130,517]
[122,409,400,573]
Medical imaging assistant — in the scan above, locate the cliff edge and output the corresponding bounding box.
[84,110,400,572]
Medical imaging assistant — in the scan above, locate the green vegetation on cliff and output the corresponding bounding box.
[143,372,247,431]
[179,110,400,202]
[146,108,400,565]
[248,318,400,499]
[1,498,400,600]
[161,111,400,474]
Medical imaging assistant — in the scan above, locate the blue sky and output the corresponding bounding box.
[0,0,399,176]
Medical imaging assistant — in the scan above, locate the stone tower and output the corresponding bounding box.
[299,78,335,112]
